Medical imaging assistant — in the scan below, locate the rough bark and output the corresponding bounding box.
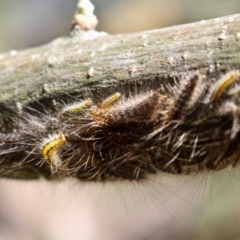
[0,13,240,110]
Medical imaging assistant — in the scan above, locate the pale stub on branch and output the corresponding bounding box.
[72,0,98,30]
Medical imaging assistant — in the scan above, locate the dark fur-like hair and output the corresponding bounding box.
[1,71,240,181]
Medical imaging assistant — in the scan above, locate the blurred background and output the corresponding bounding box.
[0,0,240,52]
[1,1,240,240]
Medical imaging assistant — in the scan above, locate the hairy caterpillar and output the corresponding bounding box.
[41,134,67,172]
[62,99,92,114]
[0,70,240,181]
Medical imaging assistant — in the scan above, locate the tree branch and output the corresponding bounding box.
[0,13,240,107]
[1,13,240,180]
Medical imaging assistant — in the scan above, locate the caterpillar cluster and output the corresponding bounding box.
[1,70,240,181]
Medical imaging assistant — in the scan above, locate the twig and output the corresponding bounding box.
[1,12,240,180]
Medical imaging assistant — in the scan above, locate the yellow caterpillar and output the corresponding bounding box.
[42,134,66,172]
